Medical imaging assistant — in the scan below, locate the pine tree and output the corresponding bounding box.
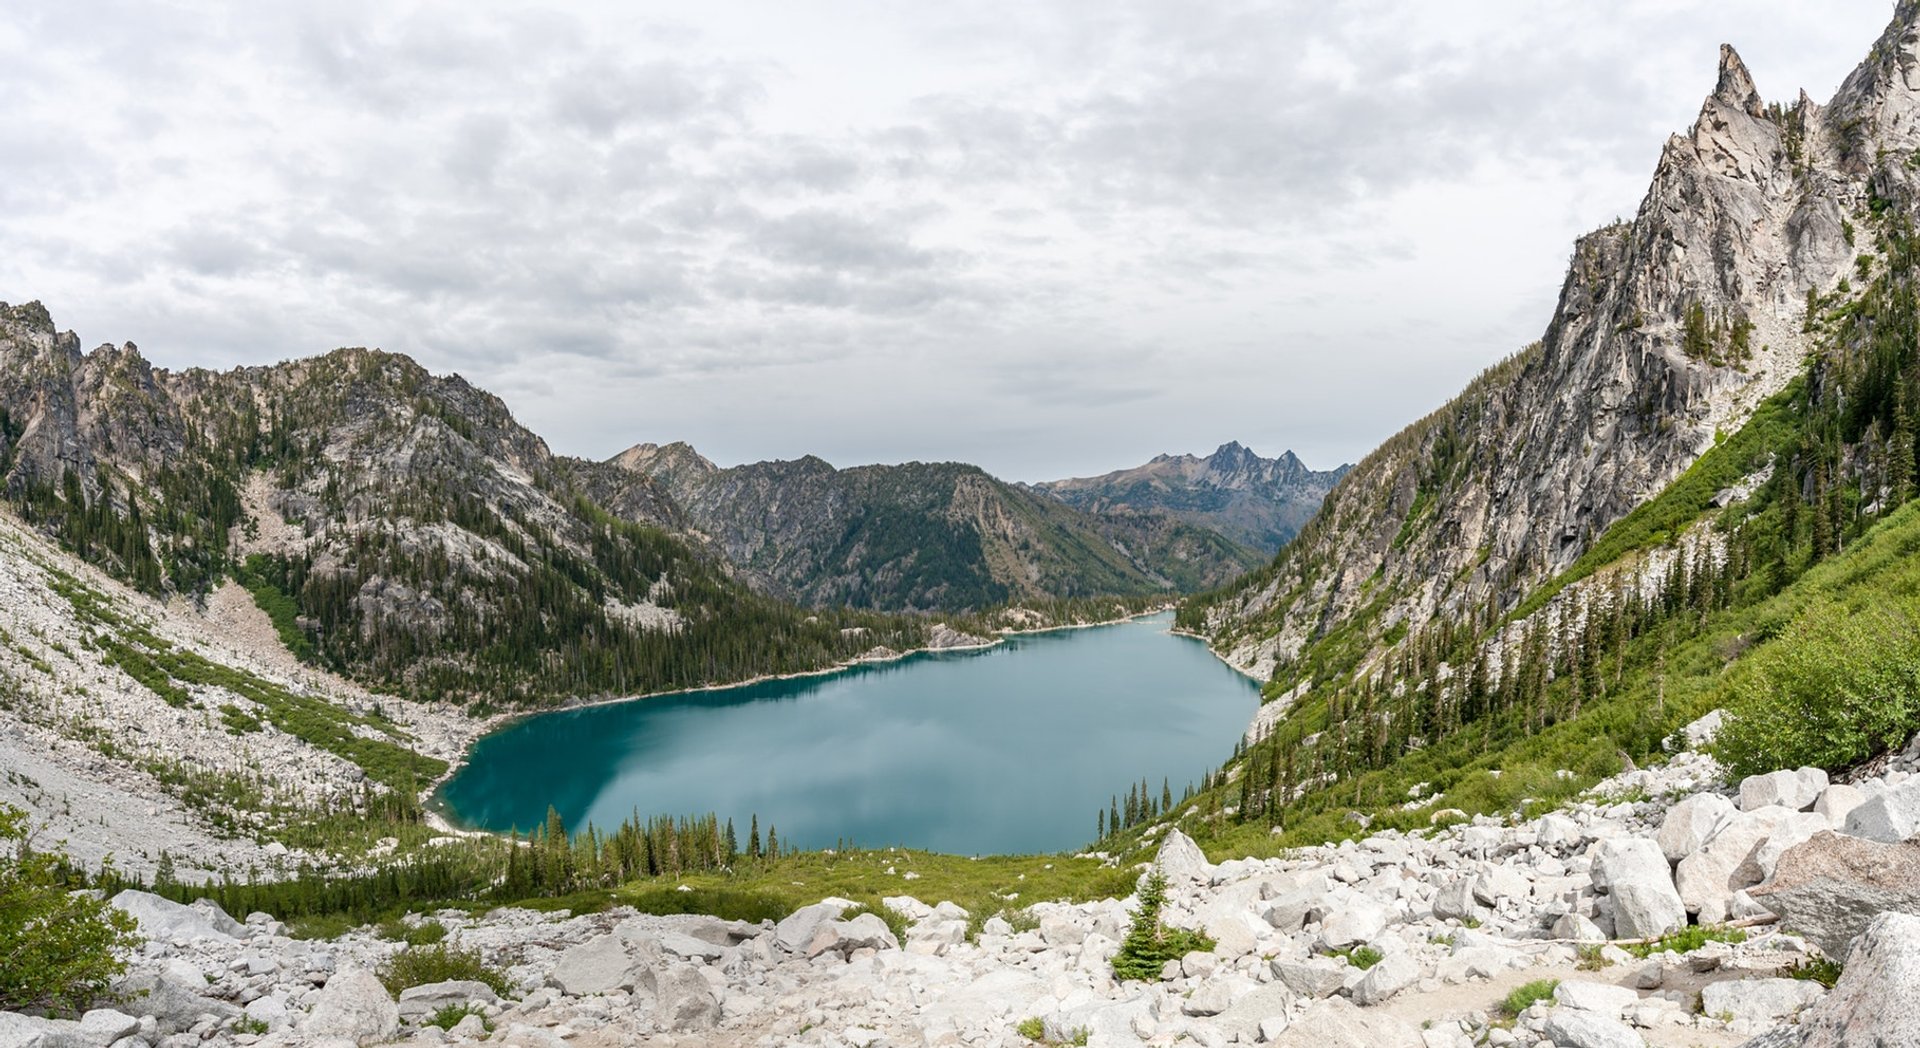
[748,814,761,859]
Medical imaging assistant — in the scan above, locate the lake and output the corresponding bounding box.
[435,612,1260,855]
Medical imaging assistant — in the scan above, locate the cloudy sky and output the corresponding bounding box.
[0,2,1893,481]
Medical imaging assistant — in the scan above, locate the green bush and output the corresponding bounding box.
[1111,873,1215,981]
[1500,978,1559,1017]
[0,804,142,1015]
[1713,598,1920,776]
[1626,924,1747,959]
[1331,945,1383,969]
[376,944,511,1000]
[426,1002,492,1032]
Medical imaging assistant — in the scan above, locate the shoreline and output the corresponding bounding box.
[1167,624,1268,685]
[422,605,1178,835]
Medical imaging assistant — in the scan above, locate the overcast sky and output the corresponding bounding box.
[0,2,1894,482]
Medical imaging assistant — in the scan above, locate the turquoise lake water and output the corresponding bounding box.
[435,612,1260,855]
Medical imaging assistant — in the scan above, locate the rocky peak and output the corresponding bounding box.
[610,441,719,479]
[1205,440,1257,472]
[1710,44,1764,119]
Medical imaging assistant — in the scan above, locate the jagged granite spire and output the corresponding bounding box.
[1713,44,1764,118]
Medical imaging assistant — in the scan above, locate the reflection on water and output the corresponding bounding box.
[437,612,1258,855]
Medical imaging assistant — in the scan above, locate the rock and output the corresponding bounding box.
[1681,710,1724,749]
[1750,831,1920,958]
[1472,864,1529,906]
[1552,913,1606,941]
[1349,952,1418,1006]
[1263,885,1331,932]
[1699,978,1823,1024]
[77,1010,139,1045]
[111,971,240,1034]
[108,890,238,942]
[1810,784,1866,829]
[1153,828,1211,882]
[1271,956,1348,998]
[1591,838,1685,940]
[773,899,852,953]
[1655,793,1735,863]
[1734,811,1831,887]
[1183,977,1236,1016]
[1319,896,1389,949]
[1790,911,1920,1047]
[1674,806,1795,923]
[1739,769,1827,813]
[1841,778,1920,843]
[549,932,655,996]
[654,930,728,961]
[1554,980,1638,1015]
[805,913,900,958]
[1213,984,1294,1042]
[303,968,399,1047]
[1431,876,1480,922]
[447,1013,488,1040]
[0,1012,88,1048]
[395,980,500,1022]
[1543,1009,1645,1048]
[653,963,720,1032]
[1538,814,1581,849]
[1267,997,1421,1048]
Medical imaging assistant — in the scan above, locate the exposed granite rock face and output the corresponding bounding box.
[1033,441,1349,553]
[1191,30,1899,679]
[610,441,1261,611]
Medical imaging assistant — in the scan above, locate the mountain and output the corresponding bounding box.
[1182,39,1861,681]
[610,441,1262,611]
[0,303,928,707]
[1156,4,1920,852]
[1032,441,1348,552]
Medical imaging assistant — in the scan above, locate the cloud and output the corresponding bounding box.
[0,0,1894,480]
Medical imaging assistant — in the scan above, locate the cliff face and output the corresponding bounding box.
[1033,441,1348,553]
[612,443,1262,611]
[1191,27,1906,679]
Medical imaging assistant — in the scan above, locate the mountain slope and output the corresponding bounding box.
[611,442,1261,611]
[0,305,927,707]
[1182,40,1868,683]
[1033,441,1348,552]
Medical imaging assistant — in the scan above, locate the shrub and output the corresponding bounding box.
[377,944,511,999]
[1784,956,1843,988]
[426,1002,492,1032]
[1331,945,1383,969]
[0,804,143,1015]
[1625,924,1747,959]
[1016,1017,1046,1041]
[1111,873,1215,981]
[1714,599,1920,777]
[1500,978,1559,1017]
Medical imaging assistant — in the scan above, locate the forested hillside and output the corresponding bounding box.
[611,441,1260,611]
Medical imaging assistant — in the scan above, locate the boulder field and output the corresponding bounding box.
[6,730,1920,1048]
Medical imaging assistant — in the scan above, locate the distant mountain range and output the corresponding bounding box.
[1032,442,1349,553]
[609,442,1268,612]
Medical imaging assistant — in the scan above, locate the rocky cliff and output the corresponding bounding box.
[611,442,1261,611]
[1034,442,1348,553]
[1187,26,1902,680]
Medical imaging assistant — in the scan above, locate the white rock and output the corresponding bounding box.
[1842,778,1920,843]
[303,968,398,1047]
[1348,952,1419,1006]
[1698,977,1823,1024]
[1654,793,1734,863]
[109,890,239,942]
[1811,783,1867,829]
[1590,838,1684,940]
[1553,980,1638,1015]
[1738,768,1828,812]
[1318,897,1389,950]
[1541,1009,1644,1048]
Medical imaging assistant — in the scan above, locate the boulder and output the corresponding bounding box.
[1656,793,1735,863]
[1750,831,1920,958]
[1552,913,1606,941]
[1674,806,1795,923]
[805,913,900,959]
[1472,864,1530,907]
[1348,951,1419,1006]
[1318,896,1389,950]
[652,963,719,1032]
[0,1012,88,1048]
[1268,997,1422,1048]
[773,899,852,953]
[1431,877,1481,922]
[1790,911,1920,1047]
[653,930,728,962]
[1699,978,1823,1024]
[108,890,238,942]
[1182,976,1236,1016]
[1554,980,1638,1015]
[1680,710,1724,749]
[1538,814,1582,849]
[395,980,499,1022]
[1263,886,1331,932]
[1270,956,1348,998]
[111,971,240,1034]
[1591,838,1685,940]
[1739,769,1827,813]
[1841,778,1920,843]
[1152,828,1211,883]
[1734,811,1831,886]
[1213,983,1294,1043]
[1542,1009,1645,1048]
[77,1009,139,1045]
[549,933,655,996]
[303,968,399,1047]
[1810,784,1866,829]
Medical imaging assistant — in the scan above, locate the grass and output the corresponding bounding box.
[1575,943,1610,971]
[426,1003,492,1033]
[1330,945,1383,969]
[376,944,512,1000]
[1784,956,1844,988]
[1625,924,1747,959]
[1015,1018,1087,1046]
[1500,978,1560,1018]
